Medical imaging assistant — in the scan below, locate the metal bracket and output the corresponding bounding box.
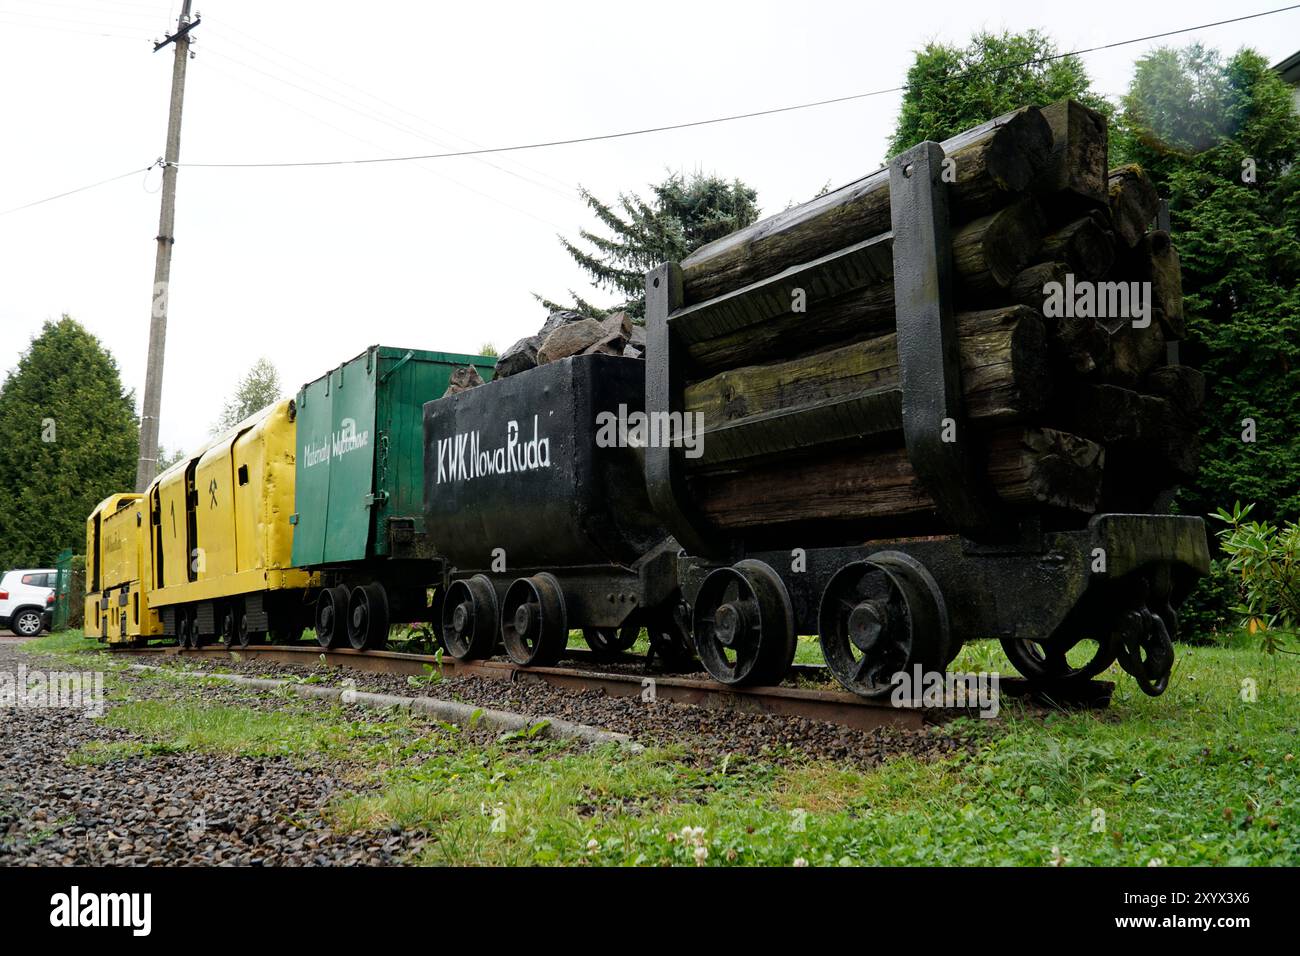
[380,349,415,383]
[154,15,200,53]
[889,142,1008,541]
[1154,197,1180,366]
[644,262,722,559]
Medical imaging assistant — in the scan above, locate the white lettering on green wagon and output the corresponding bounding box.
[302,417,370,469]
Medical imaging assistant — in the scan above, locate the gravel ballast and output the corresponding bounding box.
[0,641,430,865]
[0,639,976,865]
[122,646,976,766]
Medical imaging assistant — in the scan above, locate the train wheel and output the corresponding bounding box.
[267,607,304,645]
[219,608,238,647]
[347,583,390,651]
[191,608,206,648]
[818,551,948,699]
[177,611,191,649]
[441,576,498,660]
[501,573,567,667]
[692,560,794,687]
[237,610,265,648]
[583,627,637,660]
[644,605,696,671]
[999,635,1117,684]
[315,585,350,649]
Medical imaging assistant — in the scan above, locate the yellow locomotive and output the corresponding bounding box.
[85,398,315,647]
[85,347,493,649]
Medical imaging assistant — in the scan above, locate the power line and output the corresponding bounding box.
[197,55,572,232]
[0,4,154,33]
[8,3,1298,219]
[5,0,171,14]
[0,14,148,40]
[199,20,575,193]
[0,164,156,218]
[199,42,582,204]
[172,3,1300,170]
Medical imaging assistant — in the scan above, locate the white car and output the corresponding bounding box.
[0,568,56,637]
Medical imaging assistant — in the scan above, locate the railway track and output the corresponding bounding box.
[108,643,1114,734]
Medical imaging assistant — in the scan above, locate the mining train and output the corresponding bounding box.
[87,106,1211,699]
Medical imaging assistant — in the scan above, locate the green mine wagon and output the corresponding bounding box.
[291,345,494,650]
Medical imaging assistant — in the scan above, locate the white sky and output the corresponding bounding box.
[2,0,1297,456]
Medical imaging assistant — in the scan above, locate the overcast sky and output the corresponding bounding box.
[2,0,1297,456]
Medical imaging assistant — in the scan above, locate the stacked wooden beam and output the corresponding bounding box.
[670,101,1202,535]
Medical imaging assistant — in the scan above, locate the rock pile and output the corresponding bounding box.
[495,310,647,381]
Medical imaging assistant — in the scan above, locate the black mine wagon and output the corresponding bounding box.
[423,354,684,667]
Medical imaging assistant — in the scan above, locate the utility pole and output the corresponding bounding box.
[135,1,201,492]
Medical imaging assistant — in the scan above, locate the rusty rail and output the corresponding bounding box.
[109,643,1111,733]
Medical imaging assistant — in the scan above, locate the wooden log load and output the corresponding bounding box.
[692,427,1104,530]
[679,105,1055,305]
[662,99,1193,537]
[684,306,1051,455]
[1033,99,1109,212]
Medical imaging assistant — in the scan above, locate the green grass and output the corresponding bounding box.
[20,629,103,657]
[98,699,412,761]
[564,631,1103,670]
[67,740,173,766]
[330,639,1300,866]
[21,627,1300,865]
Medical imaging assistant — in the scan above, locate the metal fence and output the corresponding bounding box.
[52,548,73,631]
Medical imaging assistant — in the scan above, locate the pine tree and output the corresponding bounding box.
[0,317,139,569]
[540,170,760,319]
[211,358,282,435]
[889,30,1109,156]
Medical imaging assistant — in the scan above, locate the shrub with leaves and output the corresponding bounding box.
[1211,501,1300,655]
[888,29,1109,156]
[1112,45,1300,636]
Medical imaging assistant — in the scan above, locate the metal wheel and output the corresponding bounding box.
[219,608,237,647]
[644,603,696,670]
[999,634,1117,684]
[315,585,350,649]
[441,575,498,660]
[176,610,190,648]
[236,610,265,648]
[610,605,695,670]
[501,573,567,667]
[346,583,390,651]
[190,608,206,648]
[267,606,304,645]
[583,626,638,660]
[692,560,795,687]
[818,551,949,699]
[11,608,43,637]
